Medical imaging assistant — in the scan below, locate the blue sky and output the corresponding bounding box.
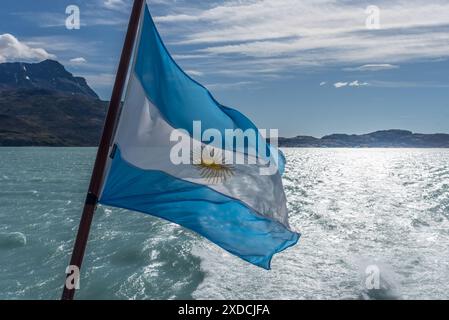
[1,0,449,137]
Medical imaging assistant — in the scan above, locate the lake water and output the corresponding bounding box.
[1,147,449,299]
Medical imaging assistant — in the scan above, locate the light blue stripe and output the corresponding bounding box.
[134,5,285,174]
[99,148,299,269]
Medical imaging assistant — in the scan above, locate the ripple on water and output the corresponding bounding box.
[2,148,449,299]
[0,232,27,249]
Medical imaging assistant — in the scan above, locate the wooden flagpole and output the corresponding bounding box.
[61,0,144,300]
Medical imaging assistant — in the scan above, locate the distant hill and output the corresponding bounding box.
[0,60,106,146]
[0,60,98,99]
[279,130,449,148]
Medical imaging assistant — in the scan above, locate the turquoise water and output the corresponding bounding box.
[1,148,449,299]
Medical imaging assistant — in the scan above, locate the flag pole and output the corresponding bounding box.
[61,0,144,300]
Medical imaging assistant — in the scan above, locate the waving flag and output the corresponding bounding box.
[98,4,299,270]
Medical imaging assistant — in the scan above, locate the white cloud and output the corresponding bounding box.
[333,80,369,88]
[343,64,400,72]
[0,33,55,63]
[320,81,327,86]
[103,0,129,10]
[349,80,369,87]
[185,70,204,77]
[206,81,254,90]
[69,57,87,64]
[154,0,449,74]
[334,82,348,88]
[156,14,200,23]
[334,80,369,88]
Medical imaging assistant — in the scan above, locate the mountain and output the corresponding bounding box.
[279,130,449,148]
[0,60,106,146]
[0,60,98,99]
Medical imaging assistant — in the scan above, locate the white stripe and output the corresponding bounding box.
[111,73,289,227]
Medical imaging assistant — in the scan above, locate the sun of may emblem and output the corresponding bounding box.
[193,146,234,184]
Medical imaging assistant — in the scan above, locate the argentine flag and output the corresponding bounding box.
[99,4,299,269]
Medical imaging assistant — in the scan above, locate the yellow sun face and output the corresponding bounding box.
[195,160,234,184]
[192,146,234,184]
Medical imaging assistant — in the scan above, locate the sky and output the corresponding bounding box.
[1,0,449,137]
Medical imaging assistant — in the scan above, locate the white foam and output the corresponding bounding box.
[0,232,27,248]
